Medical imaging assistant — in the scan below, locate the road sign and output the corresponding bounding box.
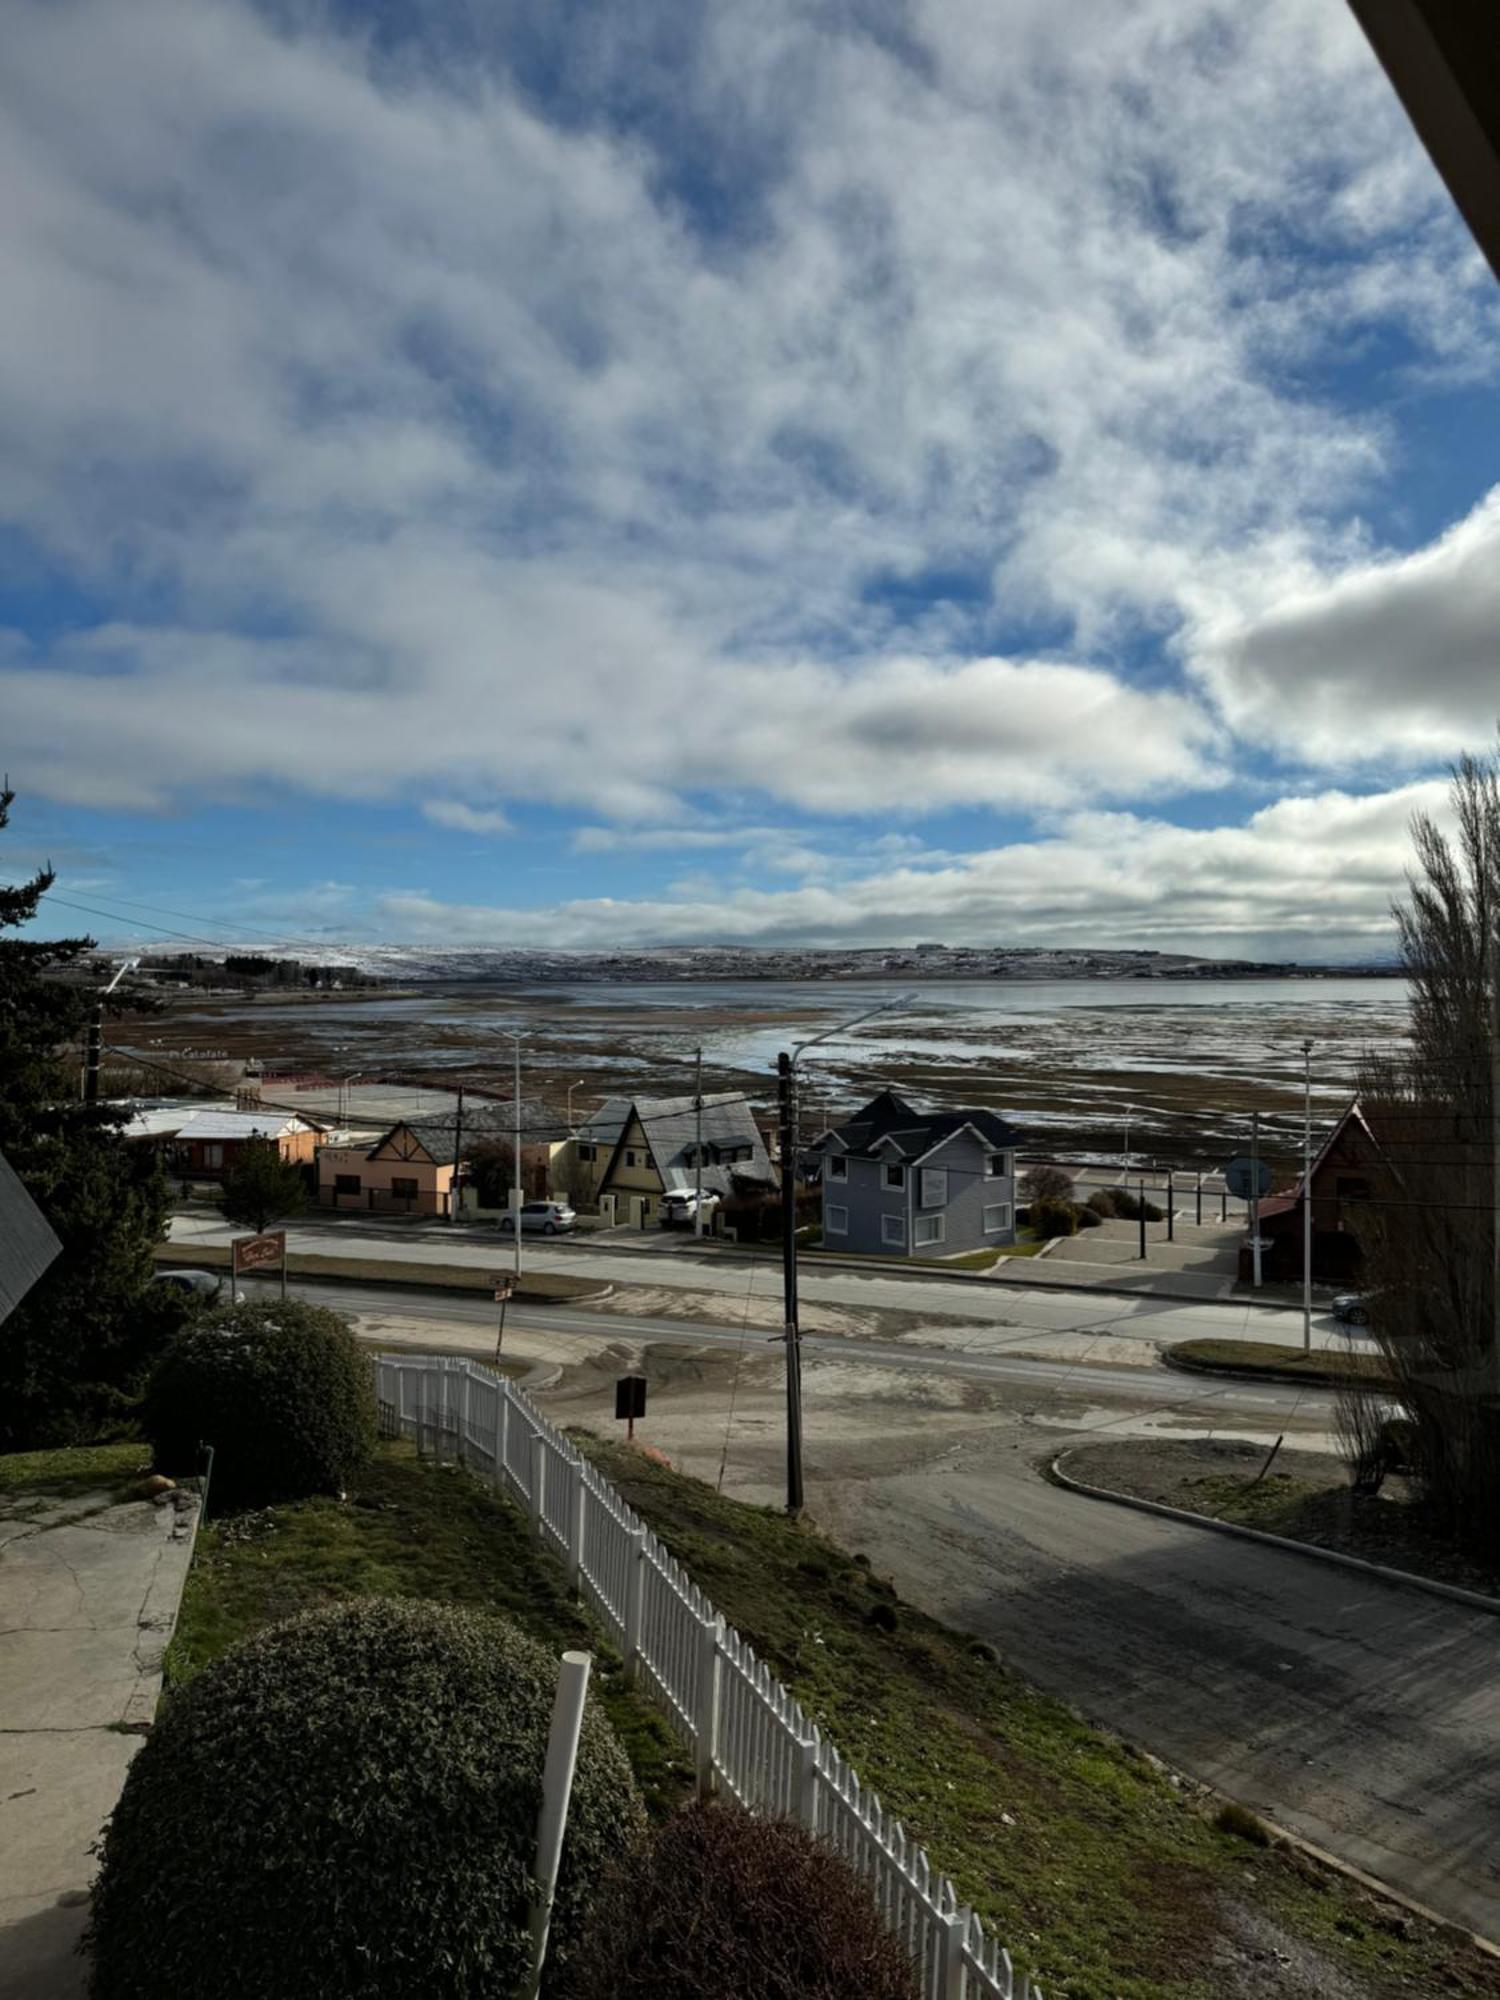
[1224,1156,1272,1201]
[615,1377,647,1422]
[231,1230,285,1274]
[491,1272,517,1302]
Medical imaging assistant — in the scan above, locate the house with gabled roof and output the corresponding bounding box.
[568,1093,776,1224]
[169,1108,323,1180]
[817,1089,1024,1258]
[317,1099,567,1217]
[1248,1096,1404,1285]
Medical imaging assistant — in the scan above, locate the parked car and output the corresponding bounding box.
[660,1188,720,1229]
[156,1268,246,1306]
[1332,1291,1376,1326]
[499,1200,577,1235]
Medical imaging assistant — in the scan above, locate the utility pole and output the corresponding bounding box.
[1122,1105,1131,1177]
[777,1051,803,1516]
[512,1039,523,1278]
[1166,1169,1175,1243]
[1490,929,1500,1395]
[1300,1039,1314,1354]
[1195,1171,1203,1227]
[449,1084,465,1225]
[693,1045,705,1240]
[1137,1178,1147,1259]
[1250,1109,1263,1289]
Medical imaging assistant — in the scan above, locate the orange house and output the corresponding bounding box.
[170,1110,321,1181]
[319,1118,461,1217]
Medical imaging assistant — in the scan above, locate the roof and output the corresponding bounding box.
[823,1089,1024,1163]
[118,1099,239,1141]
[0,1147,62,1326]
[587,1093,777,1193]
[378,1097,570,1165]
[173,1110,316,1142]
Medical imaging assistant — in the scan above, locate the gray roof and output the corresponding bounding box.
[174,1110,318,1141]
[0,1148,62,1326]
[824,1089,1024,1163]
[381,1097,570,1163]
[587,1093,776,1192]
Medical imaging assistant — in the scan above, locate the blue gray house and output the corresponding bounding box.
[817,1090,1023,1258]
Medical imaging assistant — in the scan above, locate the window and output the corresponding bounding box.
[884,1162,906,1189]
[882,1213,907,1247]
[334,1174,361,1197]
[576,1143,595,1162]
[1336,1176,1372,1201]
[983,1202,1011,1235]
[204,1143,223,1169]
[391,1176,419,1200]
[825,1204,849,1235]
[914,1215,944,1247]
[625,1149,637,1167]
[827,1154,847,1180]
[986,1152,1009,1179]
[919,1167,948,1207]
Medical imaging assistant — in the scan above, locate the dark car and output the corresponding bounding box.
[156,1268,246,1306]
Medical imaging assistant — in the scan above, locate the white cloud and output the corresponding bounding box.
[372,780,1445,956]
[0,0,1493,839]
[422,800,514,836]
[1186,488,1500,766]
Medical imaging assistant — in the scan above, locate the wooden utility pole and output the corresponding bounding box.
[778,1051,804,1516]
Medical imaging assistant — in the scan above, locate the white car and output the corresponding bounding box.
[660,1188,720,1228]
[499,1200,577,1235]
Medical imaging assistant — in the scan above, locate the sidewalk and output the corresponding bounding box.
[0,1480,199,1997]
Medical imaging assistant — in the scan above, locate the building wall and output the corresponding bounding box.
[318,1145,454,1216]
[597,1113,666,1220]
[176,1129,316,1179]
[821,1133,1017,1258]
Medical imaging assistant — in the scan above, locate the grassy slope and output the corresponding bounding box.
[581,1436,1500,2000]
[0,1441,150,1503]
[164,1440,689,1818]
[1168,1337,1393,1387]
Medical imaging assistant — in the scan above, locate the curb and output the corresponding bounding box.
[1162,1349,1391,1393]
[1048,1451,1500,1617]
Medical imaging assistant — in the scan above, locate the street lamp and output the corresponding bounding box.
[83,958,139,1103]
[1122,1104,1133,1176]
[777,992,914,1515]
[566,1079,587,1132]
[1300,1039,1314,1355]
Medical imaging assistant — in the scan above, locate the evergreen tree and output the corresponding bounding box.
[220,1140,308,1235]
[0,786,174,1448]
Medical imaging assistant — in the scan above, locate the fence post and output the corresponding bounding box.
[566,1459,586,1592]
[796,1729,820,1833]
[623,1528,648,1679]
[530,1432,546,1533]
[937,1906,970,2000]
[694,1612,722,1798]
[459,1364,473,1461]
[498,1385,511,1492]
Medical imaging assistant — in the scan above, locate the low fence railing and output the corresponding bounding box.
[374,1352,1041,2000]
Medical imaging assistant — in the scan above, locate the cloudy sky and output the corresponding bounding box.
[4,0,1498,958]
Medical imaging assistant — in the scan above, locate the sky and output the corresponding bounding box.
[3,0,1499,961]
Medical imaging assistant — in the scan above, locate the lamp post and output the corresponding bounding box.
[566,1079,587,1133]
[778,992,913,1515]
[83,958,139,1104]
[1122,1105,1132,1177]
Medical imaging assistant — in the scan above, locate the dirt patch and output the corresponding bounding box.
[580,1281,873,1340]
[1059,1437,1500,1602]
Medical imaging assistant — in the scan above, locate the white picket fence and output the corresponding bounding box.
[374,1352,1042,2000]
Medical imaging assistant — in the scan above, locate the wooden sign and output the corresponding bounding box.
[231,1230,286,1275]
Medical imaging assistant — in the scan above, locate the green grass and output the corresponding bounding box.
[576,1436,1500,2000]
[0,1441,151,1503]
[164,1440,690,1820]
[1167,1338,1393,1388]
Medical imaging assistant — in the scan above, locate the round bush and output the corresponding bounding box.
[562,1801,921,2000]
[1085,1189,1118,1220]
[88,1599,646,2000]
[143,1297,377,1506]
[1072,1202,1103,1229]
[1029,1197,1077,1239]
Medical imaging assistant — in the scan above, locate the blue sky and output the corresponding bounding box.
[3,0,1499,959]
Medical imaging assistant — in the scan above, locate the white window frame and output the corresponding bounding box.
[825,1204,849,1236]
[985,1152,1009,1180]
[914,1214,944,1248]
[919,1167,948,1208]
[983,1202,1012,1235]
[827,1154,848,1180]
[881,1213,907,1247]
[883,1162,906,1190]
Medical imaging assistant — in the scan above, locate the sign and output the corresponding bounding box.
[231,1230,286,1275]
[491,1272,517,1302]
[614,1376,647,1423]
[1224,1156,1272,1201]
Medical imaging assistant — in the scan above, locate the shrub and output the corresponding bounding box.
[562,1801,921,2000]
[1072,1202,1103,1229]
[142,1297,376,1507]
[1030,1197,1077,1238]
[1108,1188,1164,1223]
[1020,1164,1074,1206]
[88,1599,646,2000]
[1085,1189,1118,1220]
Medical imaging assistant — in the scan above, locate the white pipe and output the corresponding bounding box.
[521,1650,593,2000]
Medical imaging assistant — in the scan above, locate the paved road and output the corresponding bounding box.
[817,1438,1500,1940]
[253,1275,1327,1426]
[177,1213,1362,1357]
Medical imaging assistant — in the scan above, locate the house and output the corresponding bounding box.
[1246,1098,1398,1285]
[318,1099,568,1218]
[564,1094,776,1225]
[817,1089,1024,1258]
[169,1109,322,1181]
[0,1147,61,1325]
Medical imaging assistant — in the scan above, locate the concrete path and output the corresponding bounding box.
[0,1484,198,1998]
